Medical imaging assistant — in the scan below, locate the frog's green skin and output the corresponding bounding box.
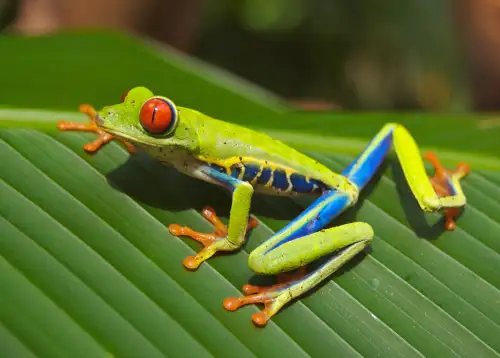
[89,86,468,326]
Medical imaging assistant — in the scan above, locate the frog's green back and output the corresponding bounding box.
[181,107,337,187]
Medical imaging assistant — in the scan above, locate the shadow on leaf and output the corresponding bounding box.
[106,151,314,222]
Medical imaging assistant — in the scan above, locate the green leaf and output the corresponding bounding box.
[1,32,500,358]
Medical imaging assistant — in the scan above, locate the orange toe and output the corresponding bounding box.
[251,312,269,326]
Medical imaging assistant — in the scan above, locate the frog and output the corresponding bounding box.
[57,86,470,326]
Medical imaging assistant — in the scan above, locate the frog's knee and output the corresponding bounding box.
[248,250,269,275]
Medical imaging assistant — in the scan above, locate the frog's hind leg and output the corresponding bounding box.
[392,125,470,230]
[223,211,374,326]
[224,235,372,327]
[57,104,135,154]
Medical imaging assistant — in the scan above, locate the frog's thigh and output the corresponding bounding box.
[249,222,374,275]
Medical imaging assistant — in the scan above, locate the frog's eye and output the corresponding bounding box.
[139,97,177,135]
[120,89,130,103]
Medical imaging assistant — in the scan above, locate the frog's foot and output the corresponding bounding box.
[168,206,258,270]
[223,267,308,326]
[424,151,470,230]
[57,104,136,154]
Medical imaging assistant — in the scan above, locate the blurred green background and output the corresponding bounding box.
[3,0,498,112]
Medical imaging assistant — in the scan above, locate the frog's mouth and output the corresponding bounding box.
[94,115,144,145]
[95,114,105,127]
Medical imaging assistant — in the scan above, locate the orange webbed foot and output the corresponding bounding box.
[223,291,277,327]
[57,104,136,154]
[169,206,258,270]
[223,267,308,327]
[424,151,470,231]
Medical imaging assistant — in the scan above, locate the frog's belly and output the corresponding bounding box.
[141,145,331,196]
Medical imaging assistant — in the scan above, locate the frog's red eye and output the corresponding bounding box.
[120,89,130,103]
[139,97,177,135]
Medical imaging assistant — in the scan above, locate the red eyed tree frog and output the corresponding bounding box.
[57,87,470,326]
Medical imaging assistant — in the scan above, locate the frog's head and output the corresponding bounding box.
[96,86,198,153]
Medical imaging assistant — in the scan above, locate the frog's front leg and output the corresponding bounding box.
[57,104,136,154]
[169,166,258,270]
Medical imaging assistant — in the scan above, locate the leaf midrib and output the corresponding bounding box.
[1,108,499,171]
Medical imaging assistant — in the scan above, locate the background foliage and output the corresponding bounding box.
[0,0,473,110]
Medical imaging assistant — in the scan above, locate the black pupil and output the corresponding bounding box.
[151,105,158,123]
